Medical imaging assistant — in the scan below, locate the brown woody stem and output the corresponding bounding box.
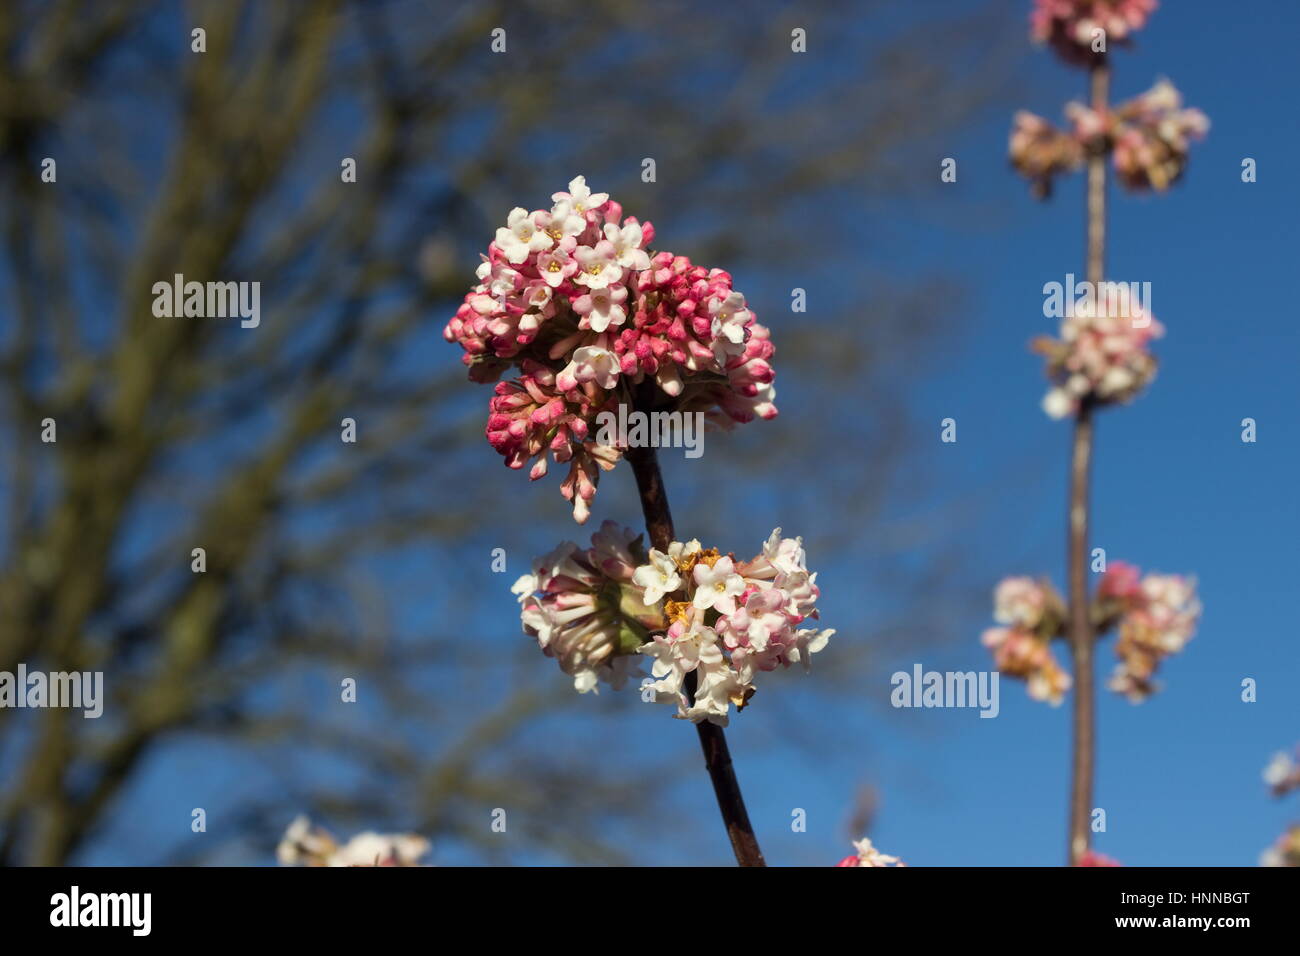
[1067,58,1109,866]
[624,438,766,868]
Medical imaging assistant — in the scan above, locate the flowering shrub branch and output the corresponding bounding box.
[983,564,1199,706]
[990,0,1207,866]
[445,177,776,523]
[447,178,827,866]
[625,442,766,866]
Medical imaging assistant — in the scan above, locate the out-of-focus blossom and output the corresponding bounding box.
[984,564,1197,704]
[1264,748,1300,798]
[445,176,778,521]
[1093,558,1141,631]
[518,527,831,725]
[1098,561,1200,701]
[994,576,1061,632]
[1010,110,1084,199]
[1034,294,1163,419]
[1107,571,1200,701]
[983,576,1071,704]
[834,838,906,867]
[1260,825,1300,867]
[1064,101,1110,146]
[512,521,662,693]
[1014,90,1205,417]
[1097,560,1143,604]
[1076,849,1122,866]
[277,816,430,867]
[983,624,1072,705]
[1110,79,1209,192]
[1012,80,1207,200]
[1030,0,1158,64]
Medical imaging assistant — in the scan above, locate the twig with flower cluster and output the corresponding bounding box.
[991,0,1208,865]
[625,437,764,866]
[446,176,834,866]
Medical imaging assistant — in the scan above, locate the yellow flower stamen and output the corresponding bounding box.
[664,600,693,625]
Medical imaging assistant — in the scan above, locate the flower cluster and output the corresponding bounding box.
[1110,79,1210,191]
[1261,749,1300,866]
[1264,748,1300,799]
[514,524,832,725]
[1011,80,1207,200]
[980,577,1072,705]
[1009,110,1084,199]
[638,530,833,724]
[1076,850,1122,866]
[1070,80,1210,192]
[982,563,1198,704]
[1030,0,1158,64]
[276,816,430,867]
[1097,562,1200,701]
[446,177,778,522]
[511,521,660,694]
[1032,293,1163,419]
[1261,825,1300,868]
[834,838,906,867]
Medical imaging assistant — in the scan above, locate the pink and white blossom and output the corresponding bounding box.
[1261,825,1300,867]
[692,556,747,615]
[1011,79,1206,199]
[558,345,621,392]
[519,528,832,725]
[512,522,659,693]
[982,625,1072,705]
[993,576,1051,630]
[1009,110,1084,199]
[552,174,609,215]
[277,816,430,867]
[983,564,1196,704]
[445,177,779,521]
[573,284,628,334]
[573,241,623,290]
[496,207,554,264]
[1111,79,1210,192]
[603,220,652,271]
[1107,570,1200,702]
[1076,850,1121,867]
[632,549,681,606]
[485,360,621,522]
[635,529,833,724]
[1264,748,1300,798]
[834,838,906,867]
[1034,295,1164,419]
[1030,0,1158,64]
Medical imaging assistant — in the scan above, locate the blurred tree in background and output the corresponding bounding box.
[0,0,1014,865]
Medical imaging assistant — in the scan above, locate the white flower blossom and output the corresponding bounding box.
[552,175,609,215]
[692,556,746,615]
[495,207,553,264]
[633,549,682,605]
